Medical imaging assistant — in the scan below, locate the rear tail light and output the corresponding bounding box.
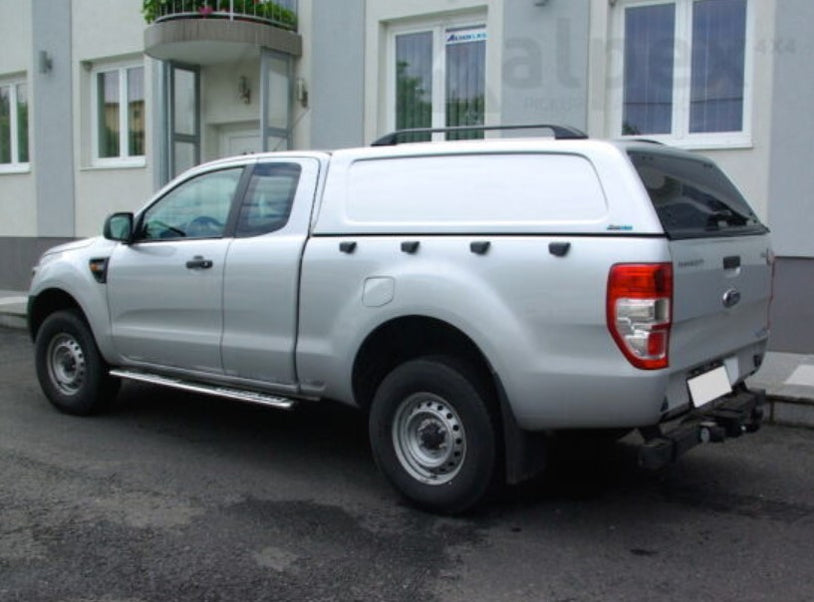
[607,263,673,370]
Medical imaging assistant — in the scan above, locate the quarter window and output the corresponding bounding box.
[139,168,243,241]
[0,80,29,171]
[94,65,145,163]
[615,0,750,147]
[236,163,302,237]
[390,21,486,141]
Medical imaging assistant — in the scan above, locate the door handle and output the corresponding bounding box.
[186,255,213,269]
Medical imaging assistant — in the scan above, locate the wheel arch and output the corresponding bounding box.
[28,288,86,341]
[352,314,548,486]
[351,315,497,413]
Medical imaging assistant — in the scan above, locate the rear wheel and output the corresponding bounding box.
[35,310,119,415]
[369,357,500,514]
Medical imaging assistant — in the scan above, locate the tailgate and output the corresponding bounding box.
[669,234,772,372]
[627,148,772,409]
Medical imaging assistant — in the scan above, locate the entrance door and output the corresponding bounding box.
[218,123,261,158]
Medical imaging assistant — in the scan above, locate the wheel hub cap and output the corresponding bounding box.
[47,334,86,396]
[392,394,466,485]
[418,419,447,450]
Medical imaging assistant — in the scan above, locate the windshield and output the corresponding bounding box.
[628,151,767,239]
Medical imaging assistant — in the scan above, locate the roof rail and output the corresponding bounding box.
[627,138,665,145]
[371,123,589,146]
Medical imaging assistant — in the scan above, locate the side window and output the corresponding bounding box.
[138,167,243,241]
[236,162,302,237]
[93,64,145,165]
[0,79,29,170]
[390,22,487,142]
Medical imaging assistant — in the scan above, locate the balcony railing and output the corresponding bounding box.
[143,0,297,31]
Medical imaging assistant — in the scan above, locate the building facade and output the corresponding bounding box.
[1,0,812,352]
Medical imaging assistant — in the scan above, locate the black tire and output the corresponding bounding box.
[35,309,120,416]
[368,356,500,514]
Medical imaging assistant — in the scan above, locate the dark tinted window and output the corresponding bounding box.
[236,163,302,237]
[629,151,766,239]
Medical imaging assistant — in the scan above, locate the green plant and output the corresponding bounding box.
[141,0,163,24]
[142,0,297,30]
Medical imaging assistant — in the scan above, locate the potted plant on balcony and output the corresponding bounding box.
[142,0,296,30]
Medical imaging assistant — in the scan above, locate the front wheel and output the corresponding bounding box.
[35,309,119,416]
[368,357,500,514]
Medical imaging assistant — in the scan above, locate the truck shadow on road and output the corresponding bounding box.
[106,382,805,524]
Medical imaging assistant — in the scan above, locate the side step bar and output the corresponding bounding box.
[109,369,297,411]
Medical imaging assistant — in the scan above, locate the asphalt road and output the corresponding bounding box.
[2,326,814,602]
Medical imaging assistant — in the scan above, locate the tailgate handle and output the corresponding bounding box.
[549,242,571,257]
[470,241,491,255]
[401,241,420,254]
[723,255,741,270]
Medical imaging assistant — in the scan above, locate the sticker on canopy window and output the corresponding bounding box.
[446,27,487,45]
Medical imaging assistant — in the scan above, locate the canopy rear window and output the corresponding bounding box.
[629,151,767,239]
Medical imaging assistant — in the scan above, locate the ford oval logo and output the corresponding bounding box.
[722,288,741,308]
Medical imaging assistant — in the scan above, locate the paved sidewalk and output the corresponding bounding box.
[0,289,27,330]
[747,352,814,428]
[3,289,813,427]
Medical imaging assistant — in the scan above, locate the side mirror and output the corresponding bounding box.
[103,212,134,243]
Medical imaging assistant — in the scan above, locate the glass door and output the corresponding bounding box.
[260,49,292,152]
[168,63,200,177]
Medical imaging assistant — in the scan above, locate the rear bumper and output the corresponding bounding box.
[638,386,765,470]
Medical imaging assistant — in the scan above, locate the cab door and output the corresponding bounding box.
[107,165,248,373]
[220,158,321,385]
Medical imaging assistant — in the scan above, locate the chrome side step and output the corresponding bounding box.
[109,369,297,411]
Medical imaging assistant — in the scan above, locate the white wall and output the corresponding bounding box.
[71,0,154,236]
[201,59,261,161]
[0,0,31,68]
[204,61,262,127]
[292,0,312,150]
[767,0,814,257]
[0,0,36,236]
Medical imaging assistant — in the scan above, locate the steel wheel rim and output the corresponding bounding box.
[392,393,466,485]
[46,333,86,396]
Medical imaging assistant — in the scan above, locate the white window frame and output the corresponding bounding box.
[609,0,754,150]
[0,77,30,174]
[91,62,146,168]
[385,15,487,139]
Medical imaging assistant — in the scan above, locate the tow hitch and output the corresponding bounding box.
[638,387,765,470]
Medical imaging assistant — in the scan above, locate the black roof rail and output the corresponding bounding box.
[627,138,665,145]
[371,123,589,146]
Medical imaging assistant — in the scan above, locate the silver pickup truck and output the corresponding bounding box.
[28,130,772,513]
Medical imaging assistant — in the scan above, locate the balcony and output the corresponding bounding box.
[146,0,297,30]
[144,0,301,65]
